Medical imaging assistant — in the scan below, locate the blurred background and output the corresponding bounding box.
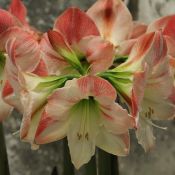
[0,0,175,175]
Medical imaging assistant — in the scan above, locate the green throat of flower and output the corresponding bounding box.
[69,96,100,141]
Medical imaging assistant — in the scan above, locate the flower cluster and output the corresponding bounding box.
[0,0,175,169]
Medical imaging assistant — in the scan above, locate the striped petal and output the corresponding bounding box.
[54,7,99,45]
[5,32,41,72]
[40,33,68,75]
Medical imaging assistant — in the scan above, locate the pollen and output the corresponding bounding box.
[85,133,89,140]
[145,107,154,118]
[77,133,82,140]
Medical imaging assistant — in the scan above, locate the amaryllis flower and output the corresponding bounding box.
[46,7,115,75]
[100,31,175,151]
[2,32,48,112]
[87,0,133,46]
[21,75,134,168]
[87,0,147,56]
[0,0,53,121]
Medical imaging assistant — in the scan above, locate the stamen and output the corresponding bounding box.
[146,119,167,130]
[77,133,82,140]
[85,133,89,140]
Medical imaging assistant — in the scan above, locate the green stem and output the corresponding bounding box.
[128,0,139,20]
[111,155,119,175]
[97,149,119,175]
[83,155,97,175]
[0,123,10,175]
[63,138,74,175]
[97,149,111,175]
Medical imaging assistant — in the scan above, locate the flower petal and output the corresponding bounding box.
[54,7,99,45]
[32,59,48,77]
[35,111,68,144]
[19,73,70,141]
[0,95,12,121]
[147,15,175,41]
[136,117,155,152]
[87,0,132,46]
[40,33,68,75]
[100,102,134,134]
[78,36,115,74]
[129,22,147,39]
[5,31,41,72]
[67,98,100,169]
[2,79,22,111]
[147,15,175,57]
[0,9,21,34]
[117,39,136,56]
[0,27,21,51]
[96,128,130,156]
[8,0,27,25]
[20,105,44,147]
[47,30,83,73]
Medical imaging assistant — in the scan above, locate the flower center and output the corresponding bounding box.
[144,106,155,119]
[70,97,100,141]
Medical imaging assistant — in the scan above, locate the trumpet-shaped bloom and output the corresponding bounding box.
[27,75,134,169]
[47,7,115,75]
[99,31,175,150]
[0,0,58,121]
[1,30,48,113]
[87,0,147,57]
[18,72,77,149]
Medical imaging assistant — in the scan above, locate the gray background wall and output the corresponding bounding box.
[0,0,175,175]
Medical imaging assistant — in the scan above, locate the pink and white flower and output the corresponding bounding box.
[87,0,147,56]
[22,75,134,168]
[99,30,175,150]
[46,7,115,75]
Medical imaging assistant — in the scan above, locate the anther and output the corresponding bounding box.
[85,133,89,140]
[77,133,82,140]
